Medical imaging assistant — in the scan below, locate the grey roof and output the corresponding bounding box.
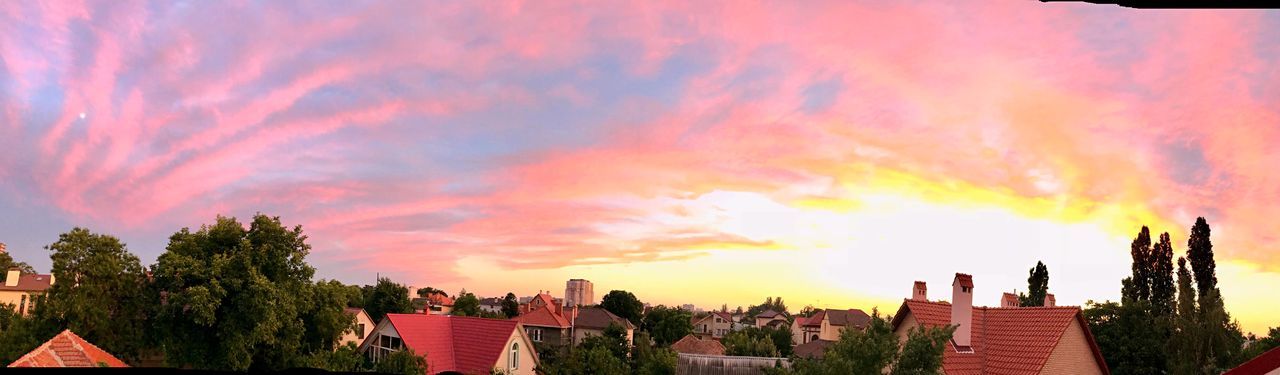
[574,307,636,330]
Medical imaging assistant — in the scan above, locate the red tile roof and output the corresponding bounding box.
[427,292,454,306]
[385,314,527,375]
[1225,345,1280,375]
[0,273,53,292]
[892,299,1109,375]
[512,305,570,328]
[670,335,726,356]
[954,273,974,288]
[8,330,128,367]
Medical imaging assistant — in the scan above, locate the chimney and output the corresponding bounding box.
[913,281,927,301]
[5,267,20,287]
[1001,292,1019,308]
[0,242,6,253]
[951,273,974,349]
[554,302,563,316]
[1044,293,1056,307]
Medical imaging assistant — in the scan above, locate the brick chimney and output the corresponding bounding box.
[1001,292,1019,308]
[5,267,20,287]
[951,273,974,350]
[1044,293,1056,307]
[912,281,927,301]
[0,242,6,253]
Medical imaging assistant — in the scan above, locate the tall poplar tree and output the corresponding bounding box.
[1019,261,1049,307]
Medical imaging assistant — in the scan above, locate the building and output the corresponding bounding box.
[670,334,726,356]
[691,311,735,339]
[519,291,563,313]
[9,330,128,367]
[754,309,789,328]
[796,308,870,345]
[339,307,374,348]
[890,273,1109,374]
[0,268,53,316]
[1225,345,1280,375]
[512,304,572,346]
[564,279,593,307]
[480,297,505,315]
[360,314,538,375]
[793,338,834,360]
[572,306,635,346]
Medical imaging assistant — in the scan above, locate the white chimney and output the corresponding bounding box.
[5,268,20,287]
[1044,293,1055,307]
[913,281,927,301]
[1001,292,1019,308]
[951,273,974,349]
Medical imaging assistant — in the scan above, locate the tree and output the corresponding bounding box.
[365,277,414,323]
[36,228,152,363]
[1123,226,1153,302]
[151,214,339,371]
[416,287,447,298]
[1150,232,1176,316]
[641,305,693,347]
[893,323,956,374]
[632,332,676,375]
[1179,218,1244,372]
[538,344,630,375]
[581,323,630,361]
[744,297,789,323]
[724,329,779,357]
[0,251,35,284]
[1019,261,1049,307]
[601,290,644,326]
[452,291,481,317]
[375,348,427,375]
[502,292,520,318]
[1084,300,1167,374]
[305,342,370,372]
[1186,217,1217,297]
[304,280,358,352]
[1238,327,1280,365]
[1169,257,1201,374]
[780,310,952,375]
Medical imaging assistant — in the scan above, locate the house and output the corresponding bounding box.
[793,339,834,359]
[670,334,726,356]
[796,308,870,345]
[426,292,454,315]
[691,311,735,339]
[0,268,53,316]
[754,309,789,328]
[360,313,538,375]
[1225,345,1280,375]
[572,306,635,346]
[9,330,128,367]
[517,291,561,314]
[479,297,505,315]
[512,304,572,347]
[340,307,374,348]
[891,273,1110,374]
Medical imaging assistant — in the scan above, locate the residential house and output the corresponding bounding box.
[572,306,635,346]
[796,308,870,345]
[754,309,789,329]
[512,304,572,347]
[340,307,374,348]
[360,313,538,375]
[0,267,53,316]
[425,292,454,315]
[1225,345,1280,375]
[890,273,1109,374]
[9,330,128,367]
[691,311,735,339]
[670,335,726,356]
[793,339,834,360]
[479,297,505,315]
[518,291,562,314]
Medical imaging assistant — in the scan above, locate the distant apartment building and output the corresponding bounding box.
[564,279,593,307]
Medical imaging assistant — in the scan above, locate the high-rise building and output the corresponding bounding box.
[564,279,594,307]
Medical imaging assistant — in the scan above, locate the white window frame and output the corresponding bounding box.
[528,327,543,342]
[509,342,519,370]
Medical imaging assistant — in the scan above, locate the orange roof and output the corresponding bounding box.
[892,299,1109,375]
[427,292,454,306]
[0,273,53,292]
[670,335,725,355]
[512,305,570,328]
[384,314,527,374]
[8,330,128,367]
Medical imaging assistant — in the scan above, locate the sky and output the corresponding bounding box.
[1,1,1278,335]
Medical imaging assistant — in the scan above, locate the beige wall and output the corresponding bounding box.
[0,291,40,316]
[339,310,375,348]
[695,315,733,338]
[1040,319,1105,375]
[574,327,634,347]
[892,312,918,345]
[494,327,539,375]
[818,317,843,341]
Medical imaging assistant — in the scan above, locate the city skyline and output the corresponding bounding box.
[2,1,1279,337]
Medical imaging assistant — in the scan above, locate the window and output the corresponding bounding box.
[528,327,543,342]
[714,317,721,323]
[19,295,26,315]
[357,324,366,339]
[509,342,519,370]
[370,333,404,363]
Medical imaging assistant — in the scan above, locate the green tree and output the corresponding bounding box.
[37,228,152,363]
[601,290,644,326]
[744,297,789,323]
[304,280,358,352]
[1150,232,1176,316]
[0,250,35,283]
[1018,261,1049,307]
[502,292,520,318]
[365,277,414,323]
[151,214,335,371]
[781,310,952,375]
[416,287,446,298]
[641,305,693,347]
[1169,257,1202,374]
[724,328,780,357]
[452,291,481,317]
[893,323,957,374]
[1186,217,1216,297]
[632,332,677,375]
[1238,327,1280,365]
[375,348,427,375]
[1122,226,1153,302]
[305,342,370,371]
[1179,218,1244,372]
[539,344,630,375]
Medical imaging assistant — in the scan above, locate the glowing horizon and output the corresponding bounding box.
[1,2,1279,335]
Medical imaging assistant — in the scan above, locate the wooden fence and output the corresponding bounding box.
[676,353,791,375]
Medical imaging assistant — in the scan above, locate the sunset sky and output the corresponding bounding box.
[1,2,1278,334]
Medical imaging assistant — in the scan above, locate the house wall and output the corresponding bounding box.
[526,326,569,346]
[695,316,733,338]
[573,327,634,347]
[818,317,843,341]
[892,312,918,345]
[339,310,375,348]
[494,327,539,375]
[1039,319,1105,375]
[0,291,40,316]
